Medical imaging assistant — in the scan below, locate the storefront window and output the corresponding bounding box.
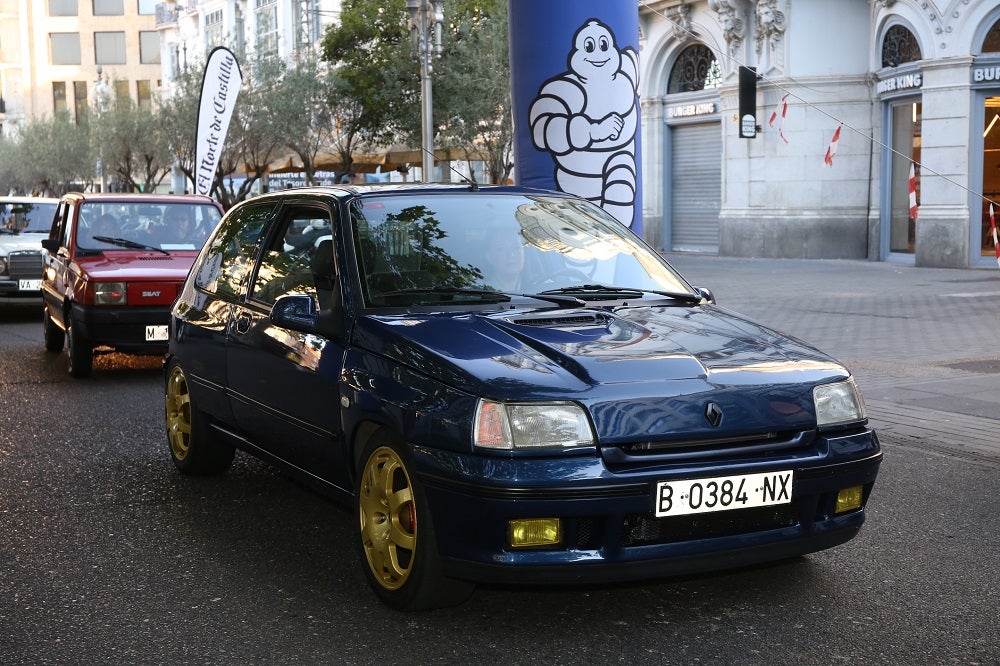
[981,96,1000,258]
[890,102,921,254]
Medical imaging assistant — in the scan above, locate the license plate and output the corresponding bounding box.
[145,325,168,341]
[18,279,41,290]
[654,470,793,517]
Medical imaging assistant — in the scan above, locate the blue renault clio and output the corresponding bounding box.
[165,184,881,610]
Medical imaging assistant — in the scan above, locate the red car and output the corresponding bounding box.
[41,192,223,377]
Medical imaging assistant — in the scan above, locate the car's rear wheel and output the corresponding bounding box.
[165,360,234,475]
[356,434,474,611]
[66,317,92,378]
[43,307,65,352]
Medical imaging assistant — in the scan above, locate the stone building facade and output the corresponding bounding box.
[639,0,1000,268]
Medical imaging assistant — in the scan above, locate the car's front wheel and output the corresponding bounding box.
[43,307,65,352]
[165,360,234,475]
[65,317,92,378]
[356,433,474,611]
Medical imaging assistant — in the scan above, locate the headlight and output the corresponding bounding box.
[93,281,127,305]
[474,400,595,451]
[814,378,866,427]
[0,257,7,275]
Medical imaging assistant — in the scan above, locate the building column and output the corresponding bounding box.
[915,56,974,268]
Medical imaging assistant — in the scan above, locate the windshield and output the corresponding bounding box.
[351,192,694,307]
[76,201,222,252]
[1,201,57,233]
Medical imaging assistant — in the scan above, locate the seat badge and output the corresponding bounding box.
[705,402,723,427]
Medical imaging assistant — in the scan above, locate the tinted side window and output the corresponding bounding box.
[194,202,275,297]
[251,208,333,307]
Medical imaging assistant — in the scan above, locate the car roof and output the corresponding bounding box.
[58,192,219,205]
[242,182,563,203]
[0,196,60,204]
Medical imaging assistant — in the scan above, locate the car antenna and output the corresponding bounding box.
[422,147,478,191]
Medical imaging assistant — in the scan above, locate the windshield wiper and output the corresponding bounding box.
[379,287,512,303]
[92,235,170,255]
[540,284,702,303]
[379,286,588,309]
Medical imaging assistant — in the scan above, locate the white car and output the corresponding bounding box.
[0,196,58,303]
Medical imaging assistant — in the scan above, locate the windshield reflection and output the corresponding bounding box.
[352,193,692,307]
[77,202,221,252]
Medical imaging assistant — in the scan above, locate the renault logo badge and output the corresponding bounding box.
[705,402,723,427]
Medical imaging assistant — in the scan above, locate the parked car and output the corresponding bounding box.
[0,196,58,303]
[41,192,224,377]
[166,184,882,610]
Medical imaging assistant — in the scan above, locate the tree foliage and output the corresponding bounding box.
[91,85,173,193]
[321,0,513,184]
[435,0,513,184]
[0,112,92,195]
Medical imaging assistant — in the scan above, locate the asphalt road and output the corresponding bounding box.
[1,296,997,666]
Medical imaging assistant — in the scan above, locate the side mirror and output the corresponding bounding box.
[41,238,60,253]
[694,286,716,304]
[270,294,348,342]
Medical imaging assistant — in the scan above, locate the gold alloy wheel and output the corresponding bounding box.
[359,446,417,590]
[165,365,192,462]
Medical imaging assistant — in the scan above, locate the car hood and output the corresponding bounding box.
[0,233,48,253]
[355,304,849,439]
[74,251,198,280]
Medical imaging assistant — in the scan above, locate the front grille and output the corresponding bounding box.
[621,504,800,547]
[8,251,43,280]
[604,430,813,467]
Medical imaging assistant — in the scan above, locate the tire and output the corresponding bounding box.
[356,432,474,610]
[65,317,92,378]
[43,307,65,352]
[164,360,235,475]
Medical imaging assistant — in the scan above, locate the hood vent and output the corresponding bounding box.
[504,312,611,328]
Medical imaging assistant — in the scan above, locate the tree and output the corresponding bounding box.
[91,85,173,192]
[320,0,418,154]
[434,0,513,184]
[321,0,513,183]
[157,66,203,193]
[5,112,93,195]
[272,51,343,186]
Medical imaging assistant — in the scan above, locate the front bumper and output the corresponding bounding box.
[414,429,882,585]
[0,278,42,300]
[70,302,172,353]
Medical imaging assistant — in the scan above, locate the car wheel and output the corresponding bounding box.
[356,433,474,611]
[43,307,65,352]
[66,318,92,378]
[165,360,235,475]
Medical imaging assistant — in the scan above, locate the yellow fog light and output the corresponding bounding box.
[835,486,863,514]
[509,518,561,548]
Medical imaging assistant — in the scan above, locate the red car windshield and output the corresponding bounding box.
[77,202,222,252]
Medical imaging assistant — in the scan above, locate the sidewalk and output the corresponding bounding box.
[663,253,1000,464]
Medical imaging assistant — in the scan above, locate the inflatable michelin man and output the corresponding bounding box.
[529,19,639,228]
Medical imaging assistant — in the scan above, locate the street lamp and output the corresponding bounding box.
[92,65,112,193]
[405,0,443,181]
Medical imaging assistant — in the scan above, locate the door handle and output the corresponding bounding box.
[234,312,252,335]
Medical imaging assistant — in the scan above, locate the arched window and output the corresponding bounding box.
[881,25,921,67]
[667,44,722,94]
[983,18,1000,52]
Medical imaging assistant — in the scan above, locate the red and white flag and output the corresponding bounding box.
[823,125,842,167]
[769,94,789,144]
[908,163,918,220]
[990,203,1000,269]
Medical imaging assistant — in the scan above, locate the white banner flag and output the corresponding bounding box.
[195,47,242,197]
